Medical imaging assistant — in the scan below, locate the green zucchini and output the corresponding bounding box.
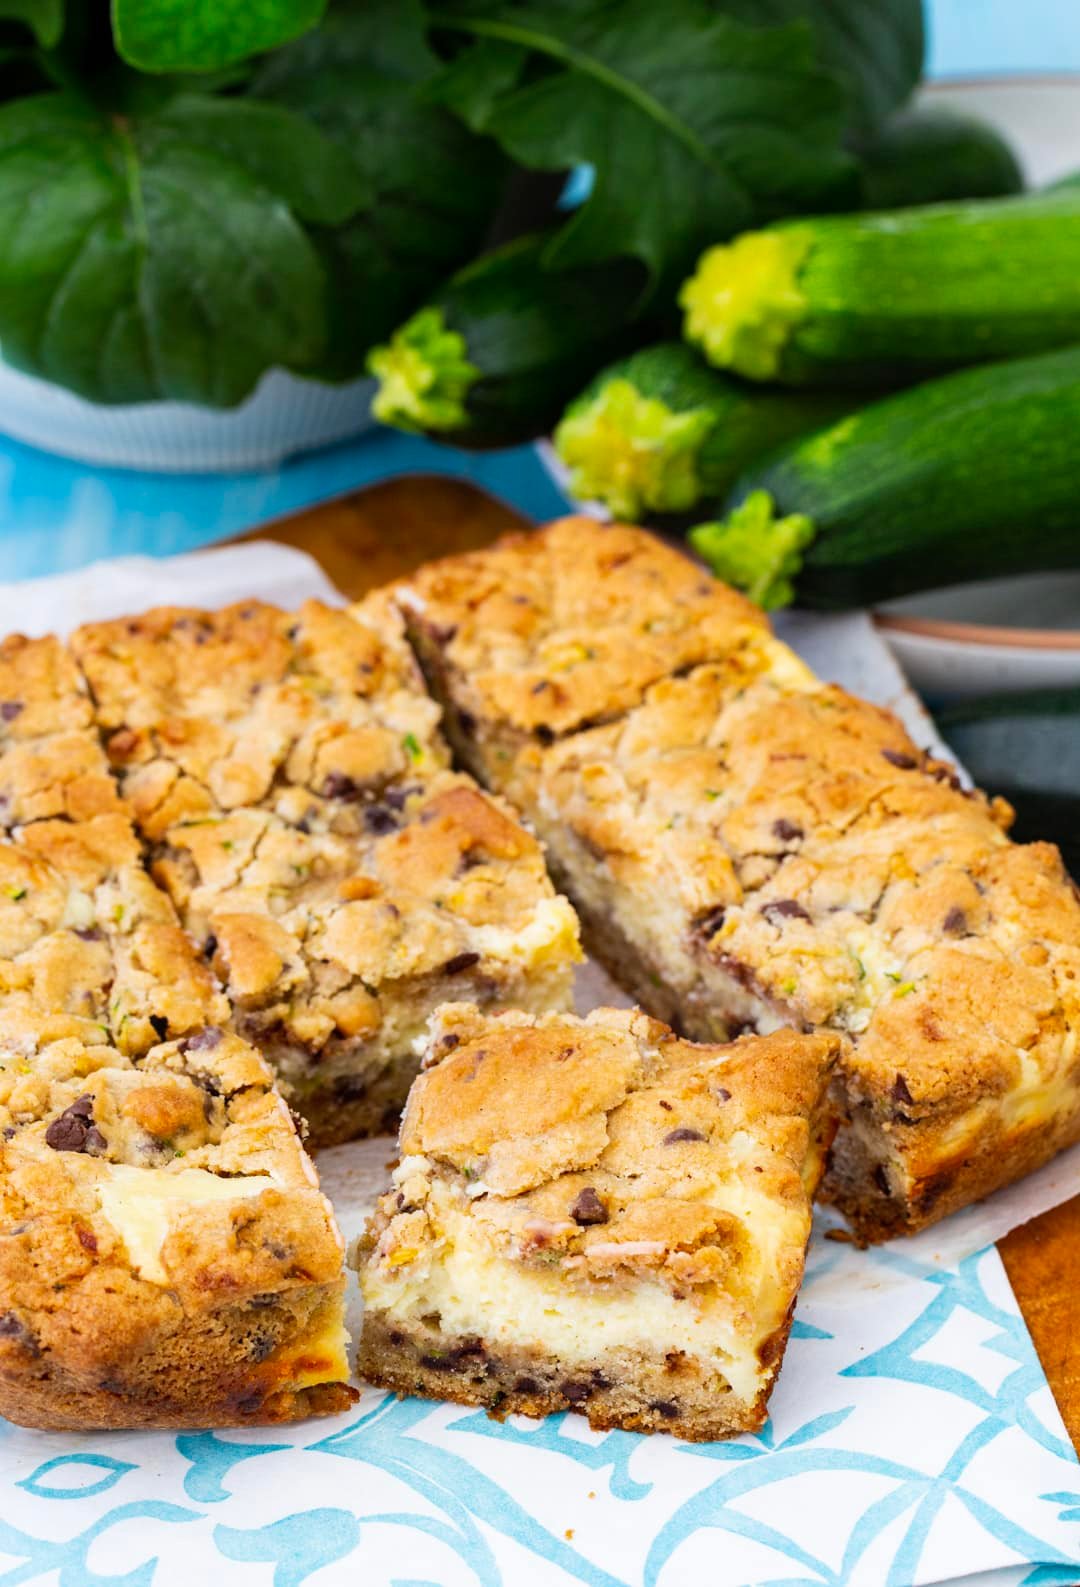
[680,190,1080,386]
[935,690,1080,877]
[552,343,855,520]
[688,344,1080,610]
[368,235,647,449]
[856,107,1023,210]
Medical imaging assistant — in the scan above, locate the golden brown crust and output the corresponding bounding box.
[394,519,1080,1241]
[396,515,766,750]
[359,1004,837,1438]
[72,597,446,840]
[0,633,122,827]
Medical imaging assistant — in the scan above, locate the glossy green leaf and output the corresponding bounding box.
[715,0,925,136]
[112,0,326,73]
[0,92,328,404]
[431,0,853,286]
[252,0,506,380]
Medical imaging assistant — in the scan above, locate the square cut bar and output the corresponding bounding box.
[71,595,447,839]
[73,598,580,1145]
[397,519,1080,1241]
[0,1025,355,1430]
[359,1004,839,1441]
[152,772,581,1144]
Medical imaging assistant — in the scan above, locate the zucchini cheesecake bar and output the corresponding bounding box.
[73,599,580,1144]
[71,596,447,841]
[397,519,1080,1241]
[359,1004,838,1440]
[0,1024,354,1429]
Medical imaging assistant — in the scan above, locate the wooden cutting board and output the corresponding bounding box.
[242,472,1080,1454]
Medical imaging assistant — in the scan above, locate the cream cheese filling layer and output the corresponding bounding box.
[365,1177,804,1404]
[96,1163,279,1286]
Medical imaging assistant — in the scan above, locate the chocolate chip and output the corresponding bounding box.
[772,818,803,843]
[450,1337,485,1362]
[333,1076,368,1104]
[882,749,918,770]
[694,905,727,938]
[560,1379,591,1404]
[942,906,968,936]
[658,1099,672,1111]
[0,701,22,722]
[235,1393,264,1416]
[570,1188,608,1226]
[384,785,415,812]
[77,1225,98,1254]
[714,1086,732,1102]
[441,951,481,976]
[892,1074,913,1105]
[248,1332,276,1363]
[322,772,359,801]
[364,804,400,835]
[761,899,811,925]
[873,1164,891,1195]
[149,1014,169,1042]
[436,1032,460,1055]
[74,926,103,942]
[203,933,218,960]
[664,1127,706,1145]
[420,1353,457,1373]
[83,1126,107,1155]
[651,1399,679,1419]
[530,680,550,695]
[535,725,555,746]
[929,761,962,791]
[0,1311,36,1352]
[45,1095,97,1153]
[514,1376,539,1395]
[182,1026,222,1052]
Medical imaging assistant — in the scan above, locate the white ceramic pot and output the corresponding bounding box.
[0,355,376,473]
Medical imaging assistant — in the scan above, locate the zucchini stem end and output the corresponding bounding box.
[368,307,479,434]
[689,490,815,610]
[680,229,811,381]
[554,377,716,519]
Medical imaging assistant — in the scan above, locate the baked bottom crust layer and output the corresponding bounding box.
[359,1004,838,1439]
[2,1290,355,1432]
[396,518,1080,1242]
[359,1309,792,1443]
